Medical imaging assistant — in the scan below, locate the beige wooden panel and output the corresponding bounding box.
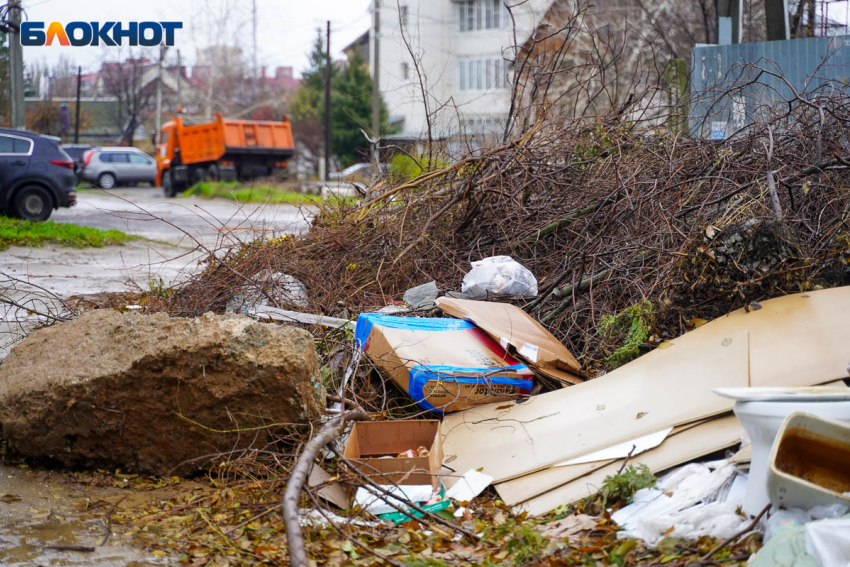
[516,414,744,517]
[443,287,850,484]
[441,330,749,483]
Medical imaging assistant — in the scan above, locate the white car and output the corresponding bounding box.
[79,147,158,189]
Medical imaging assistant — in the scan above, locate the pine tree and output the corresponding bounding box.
[291,28,390,169]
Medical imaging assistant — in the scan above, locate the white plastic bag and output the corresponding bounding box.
[461,256,537,299]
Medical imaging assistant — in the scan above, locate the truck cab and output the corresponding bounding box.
[155,120,177,186]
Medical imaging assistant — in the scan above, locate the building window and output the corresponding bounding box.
[460,115,508,133]
[401,62,410,80]
[400,5,408,27]
[458,58,509,91]
[458,0,507,32]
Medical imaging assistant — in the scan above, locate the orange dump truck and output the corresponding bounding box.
[156,113,295,196]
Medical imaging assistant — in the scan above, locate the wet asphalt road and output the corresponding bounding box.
[53,186,312,247]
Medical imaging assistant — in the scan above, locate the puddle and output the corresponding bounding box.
[0,465,162,566]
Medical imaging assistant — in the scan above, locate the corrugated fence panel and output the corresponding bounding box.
[690,35,850,138]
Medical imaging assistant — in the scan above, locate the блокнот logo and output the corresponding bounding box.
[21,22,182,47]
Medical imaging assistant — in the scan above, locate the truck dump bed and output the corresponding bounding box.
[174,114,294,166]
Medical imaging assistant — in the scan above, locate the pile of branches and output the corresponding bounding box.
[152,77,850,374]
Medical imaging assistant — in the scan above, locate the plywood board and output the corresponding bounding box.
[514,414,744,516]
[441,330,749,483]
[495,419,716,506]
[442,286,850,484]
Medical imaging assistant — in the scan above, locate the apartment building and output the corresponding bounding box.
[348,0,552,139]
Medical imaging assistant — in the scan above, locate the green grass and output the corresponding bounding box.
[182,181,358,206]
[0,217,136,251]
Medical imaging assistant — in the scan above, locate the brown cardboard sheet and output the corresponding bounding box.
[436,297,583,384]
[442,287,850,484]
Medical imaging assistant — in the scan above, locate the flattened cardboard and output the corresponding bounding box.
[495,419,714,506]
[343,420,443,487]
[443,286,850,485]
[436,297,583,384]
[355,314,533,412]
[308,465,351,509]
[513,414,744,516]
[441,329,749,483]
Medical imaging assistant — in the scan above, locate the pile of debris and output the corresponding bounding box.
[7,75,850,566]
[148,94,850,373]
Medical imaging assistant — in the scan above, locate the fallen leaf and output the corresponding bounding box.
[1,494,21,503]
[537,514,599,542]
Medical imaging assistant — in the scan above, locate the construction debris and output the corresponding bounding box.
[768,412,850,510]
[402,280,440,310]
[440,287,850,516]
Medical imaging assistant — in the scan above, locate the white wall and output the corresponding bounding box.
[373,0,553,139]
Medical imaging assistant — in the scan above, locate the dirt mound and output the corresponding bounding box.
[0,310,324,475]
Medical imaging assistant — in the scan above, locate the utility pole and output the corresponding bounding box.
[9,0,25,129]
[252,0,258,97]
[176,49,182,110]
[74,66,82,143]
[155,44,165,145]
[371,0,380,165]
[324,20,331,181]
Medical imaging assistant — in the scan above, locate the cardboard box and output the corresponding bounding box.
[355,314,534,412]
[436,297,583,385]
[344,420,444,487]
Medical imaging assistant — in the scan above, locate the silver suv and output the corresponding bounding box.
[79,147,157,189]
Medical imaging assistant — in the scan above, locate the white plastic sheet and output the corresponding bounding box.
[612,462,747,547]
[354,485,435,516]
[461,256,538,299]
[806,519,850,567]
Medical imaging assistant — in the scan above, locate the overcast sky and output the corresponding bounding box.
[21,0,372,77]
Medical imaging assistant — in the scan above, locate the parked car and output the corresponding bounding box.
[60,143,94,175]
[0,128,76,221]
[79,147,158,189]
[327,162,386,183]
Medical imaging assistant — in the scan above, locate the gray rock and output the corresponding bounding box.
[0,310,324,475]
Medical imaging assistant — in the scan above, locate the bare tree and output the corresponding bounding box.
[188,0,255,117]
[99,51,157,146]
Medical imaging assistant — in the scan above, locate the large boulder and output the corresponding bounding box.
[0,310,324,475]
